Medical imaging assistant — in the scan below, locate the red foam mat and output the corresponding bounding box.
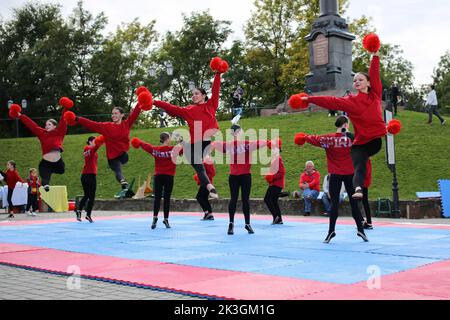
[1,243,449,299]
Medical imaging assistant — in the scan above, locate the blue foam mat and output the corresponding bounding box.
[0,215,449,285]
[439,180,450,218]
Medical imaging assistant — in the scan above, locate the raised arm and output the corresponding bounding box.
[56,107,69,135]
[153,100,190,120]
[209,73,221,112]
[307,95,354,113]
[369,55,382,99]
[305,134,325,148]
[139,141,156,156]
[77,117,106,135]
[18,114,45,137]
[125,104,142,129]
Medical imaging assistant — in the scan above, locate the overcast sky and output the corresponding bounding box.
[1,0,449,86]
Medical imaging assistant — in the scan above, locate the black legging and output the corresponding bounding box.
[362,187,372,224]
[26,194,39,212]
[228,174,252,224]
[7,188,14,213]
[264,186,282,220]
[79,174,97,216]
[39,158,65,186]
[153,174,174,219]
[107,153,129,183]
[196,186,212,214]
[329,174,364,233]
[183,141,212,187]
[350,138,382,190]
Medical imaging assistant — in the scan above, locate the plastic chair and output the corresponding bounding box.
[376,198,391,216]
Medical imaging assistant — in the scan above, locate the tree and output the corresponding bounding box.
[432,51,450,109]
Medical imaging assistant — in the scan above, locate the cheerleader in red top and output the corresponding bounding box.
[264,147,286,225]
[153,58,228,200]
[15,102,70,192]
[75,136,104,223]
[194,155,216,221]
[299,116,368,242]
[132,132,183,229]
[362,159,373,230]
[73,105,142,191]
[1,161,24,218]
[302,52,386,200]
[211,124,269,235]
[26,168,40,216]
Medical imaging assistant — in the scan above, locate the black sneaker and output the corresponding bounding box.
[163,219,171,229]
[303,212,311,217]
[201,213,214,221]
[75,210,82,222]
[272,216,283,225]
[85,215,93,223]
[357,231,369,242]
[43,185,50,192]
[227,222,234,235]
[120,180,129,190]
[208,188,219,200]
[279,191,289,198]
[363,222,373,230]
[323,231,336,244]
[151,217,158,229]
[245,224,255,234]
[7,214,14,219]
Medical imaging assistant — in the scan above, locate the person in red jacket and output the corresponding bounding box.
[1,161,24,218]
[302,52,386,199]
[298,161,321,216]
[26,168,40,216]
[16,103,70,192]
[75,136,104,223]
[73,104,142,191]
[132,132,183,229]
[264,147,286,225]
[299,116,368,243]
[194,155,216,221]
[153,58,228,200]
[211,124,269,235]
[362,159,373,230]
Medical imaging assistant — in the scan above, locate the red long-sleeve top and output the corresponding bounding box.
[140,142,182,177]
[268,155,286,188]
[305,132,354,175]
[364,159,372,188]
[5,170,23,190]
[27,175,40,195]
[308,56,387,145]
[19,109,69,155]
[82,144,101,175]
[153,74,221,143]
[77,105,142,160]
[213,140,268,176]
[299,170,321,192]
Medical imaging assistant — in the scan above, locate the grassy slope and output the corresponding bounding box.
[0,110,449,200]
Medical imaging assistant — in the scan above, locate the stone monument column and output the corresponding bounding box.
[305,0,355,94]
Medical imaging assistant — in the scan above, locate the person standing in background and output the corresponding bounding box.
[426,85,446,125]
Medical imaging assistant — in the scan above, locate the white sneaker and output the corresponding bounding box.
[31,212,37,217]
[27,211,33,216]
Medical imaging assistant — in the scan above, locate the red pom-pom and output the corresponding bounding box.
[387,119,402,135]
[362,33,381,53]
[59,97,74,109]
[289,93,309,110]
[131,137,142,149]
[138,92,153,111]
[9,104,21,118]
[193,174,200,186]
[68,202,76,211]
[95,135,105,145]
[210,57,222,72]
[218,60,229,74]
[268,138,282,150]
[63,111,76,126]
[136,86,149,96]
[265,174,274,184]
[294,133,307,146]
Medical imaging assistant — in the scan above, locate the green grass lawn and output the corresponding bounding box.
[1,110,449,200]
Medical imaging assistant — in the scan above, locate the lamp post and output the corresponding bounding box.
[149,61,173,128]
[385,109,400,217]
